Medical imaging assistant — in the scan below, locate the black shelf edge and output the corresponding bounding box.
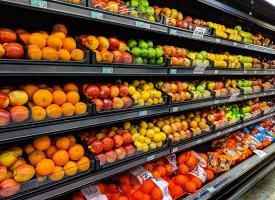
[24,148,171,200]
[184,142,275,200]
[243,90,275,100]
[0,0,274,56]
[225,160,275,200]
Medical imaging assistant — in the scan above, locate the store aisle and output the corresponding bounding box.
[239,169,275,200]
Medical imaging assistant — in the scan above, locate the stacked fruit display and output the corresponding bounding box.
[91,0,158,22]
[18,24,84,61]
[0,28,25,59]
[79,35,133,64]
[0,134,90,197]
[161,45,190,67]
[206,80,229,97]
[207,53,241,68]
[236,79,254,93]
[143,157,175,178]
[127,39,164,65]
[80,126,135,167]
[155,80,211,103]
[186,51,210,67]
[0,83,87,126]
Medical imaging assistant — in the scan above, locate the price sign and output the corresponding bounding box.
[192,27,206,40]
[229,91,240,101]
[215,38,220,43]
[172,147,178,153]
[146,155,155,161]
[207,186,215,193]
[193,63,208,74]
[91,11,103,19]
[139,110,148,117]
[232,42,237,46]
[102,67,113,73]
[135,21,151,29]
[253,149,267,158]
[172,107,179,112]
[31,0,47,8]
[214,70,219,74]
[81,185,108,200]
[169,69,177,74]
[196,139,202,144]
[169,29,177,35]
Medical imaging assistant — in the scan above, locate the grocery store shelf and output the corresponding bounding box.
[184,142,275,200]
[243,90,275,100]
[225,160,275,200]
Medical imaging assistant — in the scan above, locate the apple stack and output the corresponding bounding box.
[186,51,210,67]
[0,28,24,59]
[127,39,164,65]
[239,55,253,69]
[161,45,190,67]
[79,35,133,64]
[206,80,229,97]
[82,82,133,112]
[236,79,253,93]
[80,126,136,166]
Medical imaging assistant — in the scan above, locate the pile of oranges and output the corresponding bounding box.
[143,157,174,178]
[18,23,84,61]
[25,134,90,182]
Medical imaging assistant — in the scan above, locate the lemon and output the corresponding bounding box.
[153,133,162,142]
[128,85,136,95]
[149,142,157,150]
[153,127,161,133]
[156,141,163,148]
[132,133,140,141]
[150,90,157,98]
[140,121,147,129]
[123,121,131,130]
[141,91,150,101]
[146,129,155,138]
[148,82,154,90]
[147,98,153,105]
[160,132,166,141]
[123,82,129,86]
[144,137,151,144]
[139,80,146,85]
[138,99,145,106]
[140,128,147,136]
[132,92,140,101]
[132,80,139,87]
[139,135,145,142]
[156,91,162,98]
[134,141,142,148]
[131,128,137,134]
[142,143,149,152]
[148,123,154,129]
[153,98,159,105]
[142,84,150,91]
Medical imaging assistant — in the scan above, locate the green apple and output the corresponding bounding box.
[131,47,141,57]
[234,25,242,32]
[237,80,243,88]
[207,82,215,90]
[135,57,143,64]
[147,15,155,22]
[246,100,253,106]
[200,51,208,58]
[131,0,139,7]
[127,39,137,49]
[130,10,138,17]
[147,48,156,58]
[143,58,148,64]
[196,53,204,60]
[187,52,196,60]
[149,58,155,64]
[147,40,153,48]
[141,48,148,58]
[155,48,163,58]
[146,7,154,15]
[156,57,164,65]
[243,63,252,68]
[138,40,148,49]
[196,85,205,93]
[137,5,146,13]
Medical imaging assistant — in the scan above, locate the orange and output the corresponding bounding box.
[205,169,214,181]
[108,183,118,194]
[177,153,188,165]
[171,185,185,199]
[22,84,39,100]
[24,143,35,154]
[174,175,189,186]
[42,47,59,60]
[45,145,57,158]
[141,180,155,194]
[179,164,189,175]
[67,134,76,146]
[71,49,84,61]
[49,166,64,181]
[36,159,55,176]
[97,183,106,193]
[33,135,51,151]
[28,150,46,166]
[33,89,53,108]
[118,197,129,200]
[190,176,202,189]
[63,161,78,176]
[132,190,144,200]
[151,187,162,200]
[38,31,49,39]
[155,166,166,177]
[63,83,78,92]
[53,24,68,35]
[47,35,63,50]
[52,90,67,105]
[52,150,69,166]
[52,85,63,91]
[62,37,76,52]
[165,164,174,176]
[28,33,46,48]
[186,154,199,170]
[68,144,84,161]
[143,194,151,200]
[61,103,75,116]
[152,171,161,178]
[31,106,47,121]
[183,181,196,193]
[46,104,62,119]
[76,156,90,172]
[156,158,166,166]
[59,49,71,61]
[66,91,80,105]
[52,31,66,40]
[144,163,154,172]
[56,137,70,150]
[28,45,42,60]
[74,102,87,115]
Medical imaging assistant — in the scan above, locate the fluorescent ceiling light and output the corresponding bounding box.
[264,0,275,6]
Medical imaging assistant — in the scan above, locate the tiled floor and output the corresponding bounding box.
[239,169,275,200]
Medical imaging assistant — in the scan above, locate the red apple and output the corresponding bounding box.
[103,98,113,110]
[96,132,106,140]
[119,85,129,97]
[176,20,183,28]
[92,98,104,112]
[90,140,104,154]
[113,134,123,147]
[86,135,97,145]
[80,131,89,141]
[122,96,133,108]
[99,85,110,99]
[122,132,132,145]
[115,147,126,160]
[118,4,128,15]
[171,57,180,65]
[108,37,120,51]
[0,92,9,108]
[118,41,127,52]
[110,85,120,98]
[125,144,136,157]
[112,50,123,63]
[96,153,107,166]
[182,21,189,29]
[112,97,124,109]
[102,136,114,151]
[184,16,193,23]
[85,84,100,100]
[107,130,116,137]
[101,50,113,62]
[122,52,133,64]
[207,114,215,123]
[0,109,10,126]
[106,150,117,163]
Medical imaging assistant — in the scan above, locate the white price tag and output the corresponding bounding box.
[215,38,220,43]
[253,149,267,158]
[102,67,113,73]
[152,178,172,200]
[91,11,103,19]
[130,166,152,184]
[169,29,177,35]
[193,63,208,74]
[192,27,206,40]
[136,21,151,29]
[232,42,237,46]
[81,185,108,200]
[244,44,248,48]
[166,154,178,171]
[189,165,207,183]
[139,110,148,117]
[172,107,179,112]
[214,100,219,104]
[147,155,155,161]
[229,91,240,101]
[169,69,177,74]
[244,70,247,74]
[196,139,202,144]
[31,0,47,8]
[214,70,219,74]
[207,186,215,193]
[172,147,178,153]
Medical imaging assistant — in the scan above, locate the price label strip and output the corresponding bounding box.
[139,110,148,117]
[193,63,208,74]
[102,67,113,73]
[91,11,103,20]
[136,21,151,29]
[31,0,47,8]
[192,27,206,40]
[229,91,240,101]
[169,29,177,35]
[253,149,267,158]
